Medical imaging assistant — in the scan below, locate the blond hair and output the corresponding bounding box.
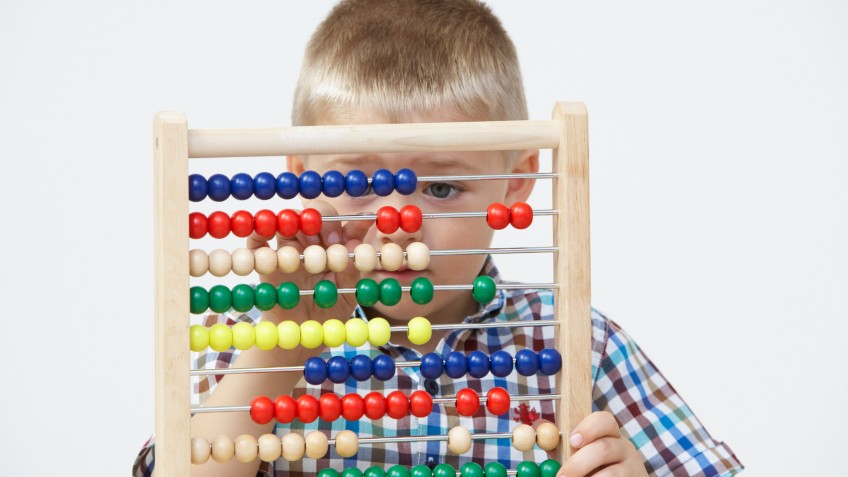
[292,0,528,126]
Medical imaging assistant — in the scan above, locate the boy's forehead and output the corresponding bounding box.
[309,152,505,174]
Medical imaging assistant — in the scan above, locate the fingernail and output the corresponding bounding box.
[327,231,340,245]
[569,433,582,447]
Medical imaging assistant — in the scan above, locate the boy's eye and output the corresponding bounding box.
[424,182,459,199]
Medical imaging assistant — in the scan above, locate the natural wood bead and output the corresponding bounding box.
[254,247,278,275]
[234,434,258,463]
[277,246,301,273]
[380,243,404,271]
[305,431,329,459]
[511,424,536,452]
[405,242,430,271]
[447,426,472,454]
[535,422,560,451]
[257,433,282,462]
[190,436,211,464]
[282,432,306,461]
[210,435,235,463]
[334,430,359,458]
[208,249,232,277]
[303,245,327,274]
[354,243,377,272]
[326,244,350,273]
[231,247,255,276]
[189,249,209,277]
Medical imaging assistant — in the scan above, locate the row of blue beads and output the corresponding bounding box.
[304,354,396,385]
[420,349,562,380]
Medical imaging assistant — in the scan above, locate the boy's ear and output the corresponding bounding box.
[505,149,540,204]
[287,155,306,174]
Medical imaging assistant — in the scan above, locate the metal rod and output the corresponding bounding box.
[393,320,558,333]
[290,283,557,297]
[415,172,558,182]
[317,209,557,222]
[326,429,562,446]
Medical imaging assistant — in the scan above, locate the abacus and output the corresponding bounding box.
[152,102,590,476]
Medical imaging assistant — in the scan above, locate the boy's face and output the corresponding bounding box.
[290,109,538,326]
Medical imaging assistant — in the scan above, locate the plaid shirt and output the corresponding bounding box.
[134,260,743,476]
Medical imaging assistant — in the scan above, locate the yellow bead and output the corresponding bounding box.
[209,323,233,352]
[254,321,278,350]
[323,319,346,347]
[345,319,369,347]
[407,317,432,345]
[300,320,324,349]
[277,320,301,349]
[368,317,391,346]
[190,325,209,352]
[231,322,256,350]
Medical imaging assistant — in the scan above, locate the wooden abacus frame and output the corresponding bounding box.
[152,102,590,476]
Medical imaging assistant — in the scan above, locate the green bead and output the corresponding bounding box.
[231,284,255,312]
[208,285,232,313]
[410,465,432,477]
[460,462,483,477]
[432,464,454,477]
[277,282,300,309]
[356,278,380,306]
[516,462,540,477]
[379,278,402,306]
[539,460,561,477]
[254,283,277,311]
[190,286,209,314]
[342,469,364,477]
[364,466,387,477]
[483,462,507,477]
[410,277,434,305]
[318,470,340,477]
[314,280,338,308]
[471,275,496,303]
[387,465,411,477]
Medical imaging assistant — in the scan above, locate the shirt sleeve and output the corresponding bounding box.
[591,311,744,476]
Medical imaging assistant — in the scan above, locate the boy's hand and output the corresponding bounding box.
[557,411,648,477]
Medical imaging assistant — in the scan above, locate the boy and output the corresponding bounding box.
[135,1,743,476]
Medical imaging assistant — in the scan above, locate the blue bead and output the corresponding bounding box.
[322,170,346,198]
[207,174,231,202]
[490,350,514,377]
[276,172,299,200]
[350,355,373,381]
[372,354,396,381]
[420,352,444,379]
[515,349,539,376]
[345,170,369,197]
[538,348,562,375]
[371,169,395,196]
[230,172,254,200]
[394,168,418,195]
[327,356,351,383]
[299,171,323,199]
[303,357,328,385]
[253,172,276,200]
[467,350,490,378]
[444,351,468,379]
[188,174,208,202]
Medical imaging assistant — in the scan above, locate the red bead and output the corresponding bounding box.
[207,211,231,238]
[250,395,275,424]
[274,395,298,423]
[189,212,208,239]
[300,208,323,236]
[399,205,423,233]
[485,387,511,415]
[376,206,400,234]
[486,203,510,230]
[509,202,533,229]
[296,394,320,423]
[409,390,433,418]
[385,390,410,419]
[254,209,277,238]
[455,388,480,417]
[363,391,387,420]
[231,210,254,238]
[318,393,342,422]
[341,393,365,421]
[277,209,300,238]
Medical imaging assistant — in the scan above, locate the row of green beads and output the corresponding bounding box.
[315,460,560,477]
[355,277,434,307]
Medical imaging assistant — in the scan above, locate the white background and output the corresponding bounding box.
[1,1,846,475]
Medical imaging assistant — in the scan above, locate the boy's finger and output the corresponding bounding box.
[342,213,375,244]
[246,232,271,250]
[306,200,344,246]
[558,437,627,477]
[568,411,620,449]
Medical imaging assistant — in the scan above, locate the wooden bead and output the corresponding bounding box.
[189,249,209,277]
[303,245,327,274]
[254,247,278,275]
[257,433,282,462]
[208,249,232,277]
[354,243,377,272]
[334,430,359,458]
[277,246,301,273]
[234,434,258,463]
[380,243,404,271]
[231,247,255,276]
[282,432,306,461]
[326,244,350,273]
[512,424,536,452]
[305,431,329,459]
[535,422,560,451]
[210,435,235,463]
[190,436,211,464]
[447,426,472,454]
[405,242,430,271]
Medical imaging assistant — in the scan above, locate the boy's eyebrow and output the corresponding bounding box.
[323,156,488,174]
